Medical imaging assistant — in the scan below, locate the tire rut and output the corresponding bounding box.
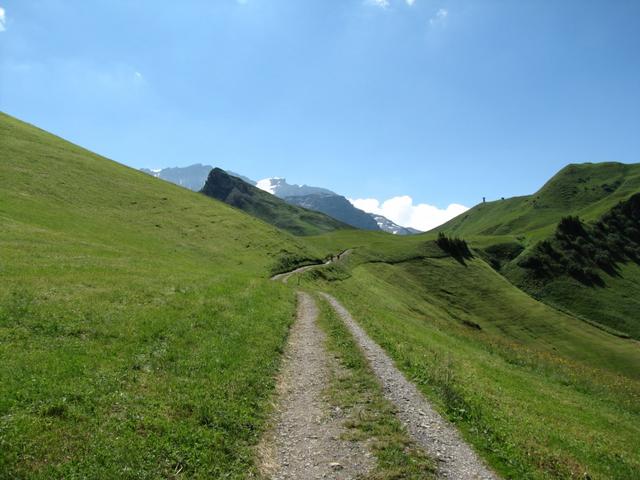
[258,291,373,480]
[320,292,500,480]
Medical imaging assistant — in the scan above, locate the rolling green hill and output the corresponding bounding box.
[0,112,324,478]
[301,231,640,479]
[504,195,640,339]
[438,162,640,243]
[435,162,640,339]
[200,167,350,236]
[3,111,640,479]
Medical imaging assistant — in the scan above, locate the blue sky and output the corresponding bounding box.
[1,0,639,228]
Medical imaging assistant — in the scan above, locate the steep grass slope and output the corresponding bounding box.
[505,197,640,339]
[438,162,640,243]
[435,162,640,339]
[0,112,321,478]
[201,167,350,236]
[301,232,640,479]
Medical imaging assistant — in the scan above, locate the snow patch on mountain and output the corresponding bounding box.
[256,178,280,194]
[256,178,335,198]
[370,215,421,235]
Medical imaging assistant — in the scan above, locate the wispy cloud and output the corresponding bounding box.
[366,0,418,9]
[0,6,7,32]
[350,196,468,232]
[366,0,390,8]
[429,8,448,26]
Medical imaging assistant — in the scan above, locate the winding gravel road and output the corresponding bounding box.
[270,250,351,283]
[265,250,500,479]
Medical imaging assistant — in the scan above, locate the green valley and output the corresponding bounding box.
[2,112,639,479]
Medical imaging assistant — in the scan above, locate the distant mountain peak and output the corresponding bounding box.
[141,166,419,234]
[370,214,422,235]
[141,164,256,191]
[200,168,348,236]
[141,164,215,191]
[255,177,336,198]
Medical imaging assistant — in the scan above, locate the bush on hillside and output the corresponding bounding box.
[557,215,587,238]
[519,193,640,286]
[437,233,473,263]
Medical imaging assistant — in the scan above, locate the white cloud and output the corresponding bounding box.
[406,0,416,5]
[350,196,468,232]
[429,8,448,26]
[132,71,147,87]
[0,7,7,32]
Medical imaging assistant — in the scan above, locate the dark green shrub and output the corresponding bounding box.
[520,193,640,286]
[557,216,587,238]
[437,233,473,263]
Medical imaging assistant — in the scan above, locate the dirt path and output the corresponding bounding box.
[270,250,352,284]
[258,291,373,480]
[320,292,500,480]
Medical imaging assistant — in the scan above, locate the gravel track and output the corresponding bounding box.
[270,250,352,284]
[320,292,500,480]
[258,291,373,480]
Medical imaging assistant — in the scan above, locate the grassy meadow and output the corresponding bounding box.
[2,110,640,479]
[302,239,640,479]
[0,112,323,478]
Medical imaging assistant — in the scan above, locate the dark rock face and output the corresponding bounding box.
[200,168,348,236]
[141,165,255,191]
[201,168,252,204]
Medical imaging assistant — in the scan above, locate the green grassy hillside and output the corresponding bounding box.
[434,162,640,339]
[438,162,640,243]
[3,112,639,479]
[0,112,324,478]
[504,196,640,339]
[301,233,640,479]
[200,167,350,236]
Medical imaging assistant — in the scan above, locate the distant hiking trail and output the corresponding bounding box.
[263,251,500,480]
[270,249,352,283]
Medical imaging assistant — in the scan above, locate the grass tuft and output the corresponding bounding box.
[317,295,437,480]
